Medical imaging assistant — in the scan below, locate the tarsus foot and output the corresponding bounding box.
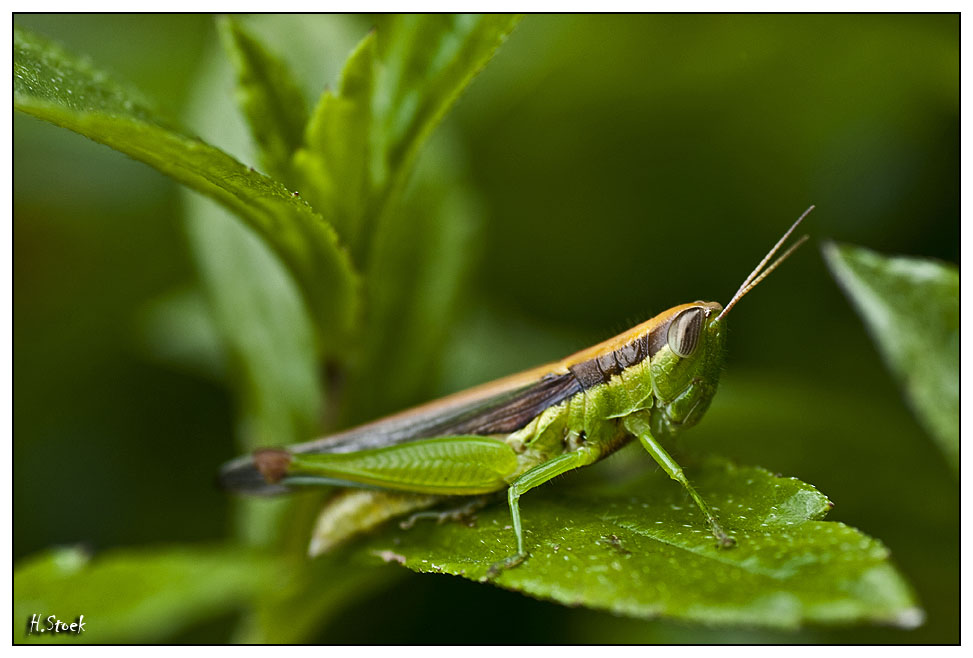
[483,552,528,581]
[400,496,491,530]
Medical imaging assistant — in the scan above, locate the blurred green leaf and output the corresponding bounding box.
[184,202,322,458]
[374,14,521,196]
[823,242,958,472]
[15,545,275,643]
[138,287,226,381]
[302,15,518,421]
[235,551,398,643]
[357,456,921,629]
[218,17,308,182]
[352,14,518,418]
[170,18,333,554]
[340,162,483,424]
[292,14,520,263]
[13,25,360,349]
[293,31,377,254]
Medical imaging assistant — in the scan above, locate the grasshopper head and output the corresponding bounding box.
[648,205,814,438]
[649,302,726,437]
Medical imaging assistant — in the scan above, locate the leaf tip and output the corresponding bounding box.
[371,549,407,566]
[819,239,844,267]
[215,14,241,39]
[214,15,240,51]
[892,606,925,630]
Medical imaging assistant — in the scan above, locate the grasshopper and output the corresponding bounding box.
[221,207,812,571]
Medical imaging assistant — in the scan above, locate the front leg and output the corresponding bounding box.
[485,446,601,579]
[623,411,735,548]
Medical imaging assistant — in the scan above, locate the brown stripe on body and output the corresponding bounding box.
[615,332,649,369]
[294,372,583,454]
[569,328,657,389]
[563,302,722,390]
[647,321,668,358]
[441,373,582,434]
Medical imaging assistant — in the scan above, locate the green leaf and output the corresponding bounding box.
[374,14,521,191]
[356,456,922,629]
[301,15,518,420]
[184,200,322,457]
[14,545,275,643]
[357,14,519,406]
[340,170,482,425]
[293,31,377,254]
[176,214,316,562]
[13,25,360,349]
[293,14,520,261]
[234,551,399,643]
[167,19,331,552]
[138,286,227,381]
[218,16,309,182]
[823,242,959,472]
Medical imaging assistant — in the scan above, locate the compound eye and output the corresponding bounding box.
[667,307,704,358]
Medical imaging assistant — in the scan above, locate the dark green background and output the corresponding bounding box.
[14,14,958,643]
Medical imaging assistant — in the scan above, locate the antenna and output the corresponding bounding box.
[716,205,813,321]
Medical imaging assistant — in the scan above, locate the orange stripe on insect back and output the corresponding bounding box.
[560,302,721,370]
